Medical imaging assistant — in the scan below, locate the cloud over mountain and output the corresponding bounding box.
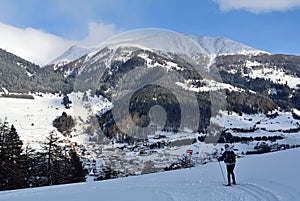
[0,21,118,66]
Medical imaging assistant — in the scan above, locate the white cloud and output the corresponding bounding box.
[0,22,118,66]
[79,22,119,47]
[0,22,73,65]
[214,0,300,13]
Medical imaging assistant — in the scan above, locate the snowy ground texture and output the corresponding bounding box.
[0,92,111,149]
[1,148,299,201]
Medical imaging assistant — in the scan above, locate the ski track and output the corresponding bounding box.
[234,183,279,201]
[153,181,282,201]
[0,175,297,201]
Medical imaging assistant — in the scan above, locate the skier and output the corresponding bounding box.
[218,144,236,186]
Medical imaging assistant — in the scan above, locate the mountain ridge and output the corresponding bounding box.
[49,45,96,66]
[49,33,266,65]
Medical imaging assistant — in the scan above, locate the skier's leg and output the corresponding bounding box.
[231,164,236,184]
[226,165,231,185]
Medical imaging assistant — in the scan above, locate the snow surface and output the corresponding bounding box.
[186,34,266,56]
[0,93,69,147]
[248,67,300,89]
[240,60,299,89]
[176,79,245,93]
[0,148,299,201]
[97,30,266,57]
[0,92,110,149]
[222,111,300,133]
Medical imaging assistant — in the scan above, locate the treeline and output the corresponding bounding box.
[196,131,284,144]
[0,121,86,191]
[220,69,300,113]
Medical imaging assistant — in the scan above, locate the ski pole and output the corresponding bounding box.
[218,161,226,184]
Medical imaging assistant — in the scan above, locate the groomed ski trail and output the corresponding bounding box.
[233,183,279,201]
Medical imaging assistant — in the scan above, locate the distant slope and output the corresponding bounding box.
[49,45,94,66]
[0,148,299,201]
[0,48,73,93]
[0,48,39,92]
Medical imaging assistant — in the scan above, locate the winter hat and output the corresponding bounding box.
[225,144,231,151]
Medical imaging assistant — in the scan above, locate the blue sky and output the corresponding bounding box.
[0,0,299,65]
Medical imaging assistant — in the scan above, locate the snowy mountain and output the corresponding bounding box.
[0,148,299,201]
[186,34,266,55]
[50,31,265,65]
[49,45,94,66]
[0,48,74,93]
[0,48,39,79]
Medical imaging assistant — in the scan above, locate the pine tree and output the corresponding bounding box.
[0,121,9,190]
[41,130,60,185]
[0,125,86,190]
[67,149,86,183]
[0,123,26,190]
[27,151,49,187]
[22,144,43,188]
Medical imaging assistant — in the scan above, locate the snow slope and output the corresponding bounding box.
[0,93,70,146]
[49,45,94,66]
[0,92,111,149]
[1,148,299,201]
[100,31,265,56]
[186,34,265,55]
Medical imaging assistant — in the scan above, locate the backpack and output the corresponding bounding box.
[224,151,236,163]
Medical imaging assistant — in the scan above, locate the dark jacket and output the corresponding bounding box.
[218,148,236,165]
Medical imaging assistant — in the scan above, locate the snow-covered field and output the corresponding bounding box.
[0,148,299,201]
[0,92,110,149]
[223,111,300,135]
[0,93,71,146]
[245,63,300,89]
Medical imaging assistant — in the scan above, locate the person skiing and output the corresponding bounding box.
[218,144,236,186]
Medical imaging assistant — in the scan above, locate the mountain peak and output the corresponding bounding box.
[50,31,267,65]
[49,45,94,65]
[186,34,267,55]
